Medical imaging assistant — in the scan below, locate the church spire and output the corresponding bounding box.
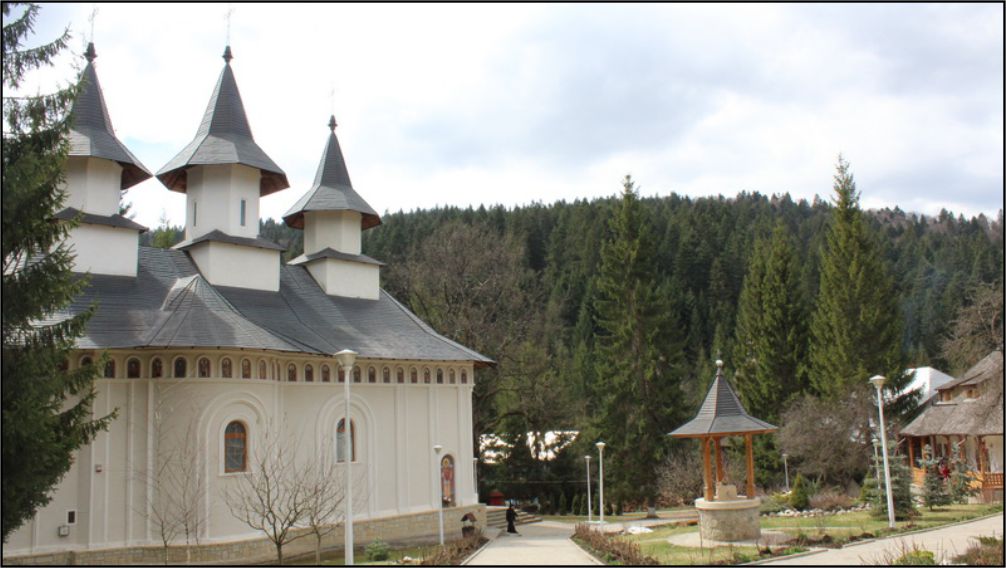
[68,41,152,189]
[283,115,380,230]
[156,45,288,195]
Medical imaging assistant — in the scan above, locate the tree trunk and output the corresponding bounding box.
[646,495,658,518]
[276,542,284,566]
[315,533,322,564]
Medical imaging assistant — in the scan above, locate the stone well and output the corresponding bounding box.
[694,495,761,542]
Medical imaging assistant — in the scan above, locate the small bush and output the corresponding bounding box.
[789,474,810,511]
[953,536,1004,566]
[892,550,935,565]
[809,488,854,511]
[365,539,390,562]
[420,532,486,565]
[760,493,789,514]
[572,524,659,566]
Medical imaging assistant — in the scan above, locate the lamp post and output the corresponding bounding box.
[781,452,790,492]
[870,375,896,529]
[335,349,358,565]
[596,441,606,524]
[871,436,882,489]
[585,455,593,523]
[434,444,444,545]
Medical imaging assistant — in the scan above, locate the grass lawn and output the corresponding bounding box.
[289,544,436,566]
[608,503,1001,565]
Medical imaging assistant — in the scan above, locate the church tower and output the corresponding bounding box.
[60,42,152,277]
[283,116,383,300]
[157,46,288,291]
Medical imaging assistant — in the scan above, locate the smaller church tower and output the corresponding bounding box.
[59,42,152,277]
[157,46,288,291]
[283,116,383,300]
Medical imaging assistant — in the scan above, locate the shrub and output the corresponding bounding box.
[365,539,390,562]
[953,536,1004,566]
[420,531,486,565]
[892,550,936,565]
[809,488,855,511]
[558,492,568,516]
[760,494,788,514]
[571,494,580,516]
[572,524,658,566]
[789,474,810,511]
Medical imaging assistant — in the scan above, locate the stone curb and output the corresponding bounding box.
[741,547,829,565]
[567,535,607,566]
[460,528,502,565]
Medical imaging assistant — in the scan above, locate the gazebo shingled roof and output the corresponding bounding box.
[669,363,777,438]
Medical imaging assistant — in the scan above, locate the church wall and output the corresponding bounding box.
[63,157,122,216]
[304,210,363,255]
[187,240,280,291]
[66,224,139,277]
[184,164,261,240]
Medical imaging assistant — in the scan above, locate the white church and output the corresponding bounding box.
[4,43,491,564]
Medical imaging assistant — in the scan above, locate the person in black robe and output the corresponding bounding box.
[506,503,519,534]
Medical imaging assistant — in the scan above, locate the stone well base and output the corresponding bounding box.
[694,497,761,542]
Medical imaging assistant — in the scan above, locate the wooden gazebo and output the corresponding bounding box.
[670,361,777,501]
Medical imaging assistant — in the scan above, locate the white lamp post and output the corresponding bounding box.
[335,349,358,565]
[781,452,790,492]
[434,444,445,545]
[870,375,896,529]
[596,441,606,524]
[871,436,883,489]
[585,455,593,523]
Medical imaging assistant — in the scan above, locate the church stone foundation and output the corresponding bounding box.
[694,497,761,542]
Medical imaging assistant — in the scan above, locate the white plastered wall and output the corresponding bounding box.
[186,241,280,292]
[62,157,122,216]
[306,258,380,300]
[66,223,139,277]
[185,164,261,241]
[304,211,362,255]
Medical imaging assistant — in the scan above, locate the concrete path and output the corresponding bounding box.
[760,513,1004,565]
[464,521,601,565]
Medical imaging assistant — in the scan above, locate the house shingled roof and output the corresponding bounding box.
[669,361,777,438]
[901,350,1003,438]
[283,116,381,231]
[44,246,493,366]
[68,43,152,190]
[156,46,288,196]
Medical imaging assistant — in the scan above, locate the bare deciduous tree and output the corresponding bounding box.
[942,281,1004,372]
[778,391,873,485]
[301,457,347,564]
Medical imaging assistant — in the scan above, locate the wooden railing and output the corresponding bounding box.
[984,472,1004,490]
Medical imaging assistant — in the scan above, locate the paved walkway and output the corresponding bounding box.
[464,521,601,565]
[760,513,1004,565]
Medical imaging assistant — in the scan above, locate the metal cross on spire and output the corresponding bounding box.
[87,5,99,43]
[225,5,235,45]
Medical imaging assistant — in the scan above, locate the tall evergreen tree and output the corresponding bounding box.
[590,176,685,511]
[808,158,912,415]
[2,3,113,540]
[733,223,808,423]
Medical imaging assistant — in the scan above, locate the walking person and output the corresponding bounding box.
[506,503,520,535]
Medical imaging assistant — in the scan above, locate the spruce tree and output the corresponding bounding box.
[808,158,911,415]
[2,3,113,540]
[591,176,685,512]
[733,223,808,423]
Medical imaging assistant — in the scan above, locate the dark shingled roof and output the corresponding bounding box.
[173,229,286,252]
[288,248,385,267]
[68,43,152,190]
[669,362,777,438]
[44,247,492,365]
[54,207,149,232]
[157,46,289,196]
[283,116,381,231]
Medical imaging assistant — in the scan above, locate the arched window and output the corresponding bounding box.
[258,360,267,380]
[321,364,331,382]
[174,357,187,378]
[423,368,431,384]
[104,359,116,378]
[410,368,418,384]
[287,363,297,382]
[338,368,346,383]
[440,454,456,507]
[353,366,361,383]
[241,359,252,379]
[221,358,233,378]
[224,421,247,473]
[80,355,93,368]
[305,364,314,382]
[197,357,211,378]
[436,368,444,384]
[336,419,356,463]
[368,367,376,383]
[461,370,468,384]
[127,358,141,379]
[449,369,456,384]
[151,358,163,378]
[397,367,405,384]
[383,367,391,384]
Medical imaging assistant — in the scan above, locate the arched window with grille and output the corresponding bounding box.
[423,368,431,384]
[305,364,314,382]
[338,368,346,383]
[410,368,418,384]
[461,370,468,384]
[383,367,391,384]
[197,357,211,378]
[321,364,331,382]
[449,369,456,384]
[104,359,116,378]
[224,421,248,473]
[397,367,405,384]
[80,355,93,368]
[127,358,141,379]
[221,358,233,378]
[151,358,163,378]
[287,364,297,382]
[241,359,252,379]
[353,366,361,383]
[368,367,376,383]
[336,419,356,463]
[258,360,267,380]
[174,357,187,378]
[436,369,444,384]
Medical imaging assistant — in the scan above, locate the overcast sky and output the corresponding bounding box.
[19,3,1005,230]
